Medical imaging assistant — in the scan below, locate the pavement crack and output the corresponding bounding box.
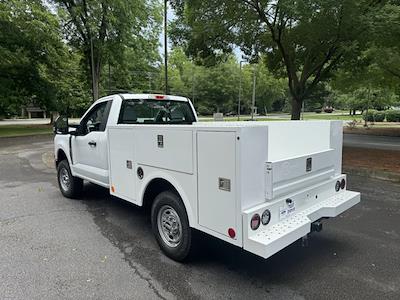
[86,205,172,300]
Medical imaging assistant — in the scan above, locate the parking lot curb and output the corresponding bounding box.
[344,166,400,183]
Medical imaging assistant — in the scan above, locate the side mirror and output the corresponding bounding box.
[54,115,69,134]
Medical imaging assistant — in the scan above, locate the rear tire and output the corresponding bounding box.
[57,160,83,199]
[151,191,192,262]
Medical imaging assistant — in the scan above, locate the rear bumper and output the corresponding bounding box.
[243,190,360,259]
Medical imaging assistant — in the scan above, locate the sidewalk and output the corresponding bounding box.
[0,118,81,126]
[343,146,400,183]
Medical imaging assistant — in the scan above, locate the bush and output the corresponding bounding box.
[362,110,386,122]
[363,110,376,122]
[374,111,386,122]
[385,110,400,122]
[314,108,322,114]
[196,105,214,116]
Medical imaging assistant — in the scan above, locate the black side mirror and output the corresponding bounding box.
[54,115,69,134]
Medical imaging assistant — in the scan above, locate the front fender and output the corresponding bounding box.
[54,135,73,168]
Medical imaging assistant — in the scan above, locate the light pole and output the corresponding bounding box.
[251,64,257,121]
[238,60,246,121]
[192,67,195,106]
[164,0,168,95]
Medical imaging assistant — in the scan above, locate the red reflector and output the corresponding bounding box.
[155,95,165,99]
[228,228,236,238]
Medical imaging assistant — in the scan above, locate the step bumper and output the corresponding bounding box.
[243,190,360,259]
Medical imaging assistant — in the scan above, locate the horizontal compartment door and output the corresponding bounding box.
[265,149,336,199]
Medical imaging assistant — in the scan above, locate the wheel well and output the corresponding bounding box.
[56,149,67,166]
[142,178,180,210]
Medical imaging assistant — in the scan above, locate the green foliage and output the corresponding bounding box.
[368,2,400,85]
[0,0,71,116]
[170,0,383,119]
[54,0,162,100]
[334,86,398,113]
[363,110,375,122]
[0,0,162,117]
[374,111,386,122]
[363,110,386,122]
[1,0,400,121]
[385,110,400,122]
[161,48,288,115]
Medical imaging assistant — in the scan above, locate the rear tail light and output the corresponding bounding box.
[155,95,165,99]
[261,209,271,225]
[335,181,341,192]
[250,214,261,230]
[340,178,346,189]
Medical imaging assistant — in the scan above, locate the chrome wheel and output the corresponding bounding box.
[157,205,182,248]
[59,167,71,192]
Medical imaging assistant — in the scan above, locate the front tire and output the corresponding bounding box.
[151,191,192,261]
[57,160,83,199]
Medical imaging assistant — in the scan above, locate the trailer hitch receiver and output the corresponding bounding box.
[311,221,323,232]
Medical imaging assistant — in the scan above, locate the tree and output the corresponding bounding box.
[332,44,398,114]
[170,0,384,119]
[241,63,287,114]
[0,0,74,117]
[368,1,400,86]
[54,0,161,101]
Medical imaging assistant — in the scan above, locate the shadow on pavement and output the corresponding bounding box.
[76,182,355,292]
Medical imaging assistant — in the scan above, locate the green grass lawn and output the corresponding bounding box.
[0,113,387,137]
[303,114,362,121]
[199,113,363,122]
[0,124,53,137]
[201,117,285,122]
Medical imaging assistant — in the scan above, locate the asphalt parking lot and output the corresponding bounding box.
[0,135,399,300]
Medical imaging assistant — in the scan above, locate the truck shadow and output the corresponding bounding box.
[79,182,356,295]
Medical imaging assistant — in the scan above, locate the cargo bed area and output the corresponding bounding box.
[107,120,360,257]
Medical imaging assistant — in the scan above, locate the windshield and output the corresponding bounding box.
[118,99,196,124]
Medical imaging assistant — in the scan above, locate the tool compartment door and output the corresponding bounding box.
[108,127,136,203]
[197,131,237,237]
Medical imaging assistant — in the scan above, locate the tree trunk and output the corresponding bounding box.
[291,97,302,120]
[85,46,101,101]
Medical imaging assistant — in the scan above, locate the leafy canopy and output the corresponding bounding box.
[170,0,384,119]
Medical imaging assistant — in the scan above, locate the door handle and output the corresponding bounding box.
[88,141,97,147]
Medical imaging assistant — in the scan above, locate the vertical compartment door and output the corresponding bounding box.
[108,128,136,203]
[197,131,236,236]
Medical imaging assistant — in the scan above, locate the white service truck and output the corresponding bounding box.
[54,93,360,261]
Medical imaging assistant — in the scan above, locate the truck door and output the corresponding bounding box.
[71,100,112,185]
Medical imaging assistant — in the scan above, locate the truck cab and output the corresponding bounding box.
[55,94,197,188]
[54,93,360,262]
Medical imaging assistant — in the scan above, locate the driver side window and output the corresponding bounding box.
[81,101,110,134]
